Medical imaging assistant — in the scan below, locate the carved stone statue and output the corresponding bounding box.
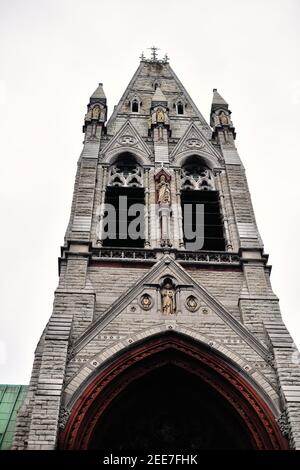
[156,108,165,123]
[92,106,100,120]
[220,112,229,125]
[161,282,175,314]
[157,175,171,205]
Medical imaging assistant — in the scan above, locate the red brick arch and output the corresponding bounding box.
[59,333,288,450]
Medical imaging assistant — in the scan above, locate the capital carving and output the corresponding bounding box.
[59,407,70,430]
[277,411,290,438]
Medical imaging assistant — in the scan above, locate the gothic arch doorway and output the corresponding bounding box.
[60,334,288,450]
[89,365,253,450]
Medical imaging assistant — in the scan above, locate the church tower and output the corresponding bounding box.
[13,50,300,450]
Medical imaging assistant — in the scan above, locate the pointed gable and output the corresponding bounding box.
[100,120,152,164]
[170,122,223,166]
[72,256,270,362]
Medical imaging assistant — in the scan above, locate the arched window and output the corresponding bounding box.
[131,99,139,113]
[177,101,184,115]
[180,156,225,251]
[102,153,145,248]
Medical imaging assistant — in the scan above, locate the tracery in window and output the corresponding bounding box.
[103,153,145,248]
[108,162,143,188]
[181,163,215,191]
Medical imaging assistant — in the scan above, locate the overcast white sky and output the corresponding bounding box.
[0,0,299,384]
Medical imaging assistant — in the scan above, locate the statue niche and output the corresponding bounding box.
[155,170,172,247]
[92,105,100,120]
[156,108,165,123]
[161,279,176,315]
[214,110,231,127]
[157,174,171,205]
[151,107,169,126]
[219,111,229,125]
[148,104,170,140]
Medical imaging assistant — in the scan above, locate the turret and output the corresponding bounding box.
[83,83,107,137]
[210,88,236,143]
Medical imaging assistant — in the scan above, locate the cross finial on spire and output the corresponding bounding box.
[141,47,170,63]
[148,46,160,61]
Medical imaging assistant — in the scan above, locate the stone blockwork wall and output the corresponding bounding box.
[186,266,243,318]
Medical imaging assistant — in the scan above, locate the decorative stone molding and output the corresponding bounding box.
[60,334,286,450]
[201,306,210,315]
[59,407,71,430]
[140,293,153,310]
[267,353,275,367]
[186,295,199,312]
[92,248,157,261]
[170,122,222,166]
[100,120,152,165]
[277,411,290,438]
[175,251,240,264]
[184,137,205,149]
[117,135,137,146]
[67,346,75,362]
[90,248,240,265]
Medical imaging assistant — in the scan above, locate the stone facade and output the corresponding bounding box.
[13,54,300,450]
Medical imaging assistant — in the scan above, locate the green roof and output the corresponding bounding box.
[0,385,27,450]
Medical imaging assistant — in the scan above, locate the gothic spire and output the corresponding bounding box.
[211,88,229,112]
[90,83,107,104]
